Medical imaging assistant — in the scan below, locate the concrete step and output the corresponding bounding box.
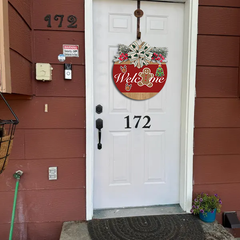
[60,221,90,240]
[60,219,235,240]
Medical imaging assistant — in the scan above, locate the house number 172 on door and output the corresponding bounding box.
[124,116,151,129]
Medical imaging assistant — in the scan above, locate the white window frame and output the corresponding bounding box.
[85,0,198,220]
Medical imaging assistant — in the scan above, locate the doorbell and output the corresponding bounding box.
[64,63,72,80]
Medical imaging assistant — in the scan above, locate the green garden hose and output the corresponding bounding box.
[9,170,23,240]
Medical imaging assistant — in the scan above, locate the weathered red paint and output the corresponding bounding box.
[8,2,32,95]
[0,158,86,191]
[0,189,86,223]
[0,97,86,129]
[199,0,240,7]
[10,50,32,95]
[25,129,86,159]
[0,222,63,240]
[32,0,84,31]
[197,36,239,67]
[194,155,240,184]
[0,0,86,237]
[35,65,85,97]
[9,4,32,61]
[33,31,85,64]
[196,66,238,97]
[194,5,240,234]
[195,99,240,127]
[9,0,31,26]
[2,0,240,237]
[198,7,240,36]
[194,128,240,155]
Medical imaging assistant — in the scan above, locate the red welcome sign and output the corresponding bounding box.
[113,62,168,100]
[112,41,168,100]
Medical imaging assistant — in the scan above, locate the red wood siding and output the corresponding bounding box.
[9,50,32,94]
[0,222,62,240]
[0,98,85,129]
[35,65,85,97]
[32,0,84,31]
[199,0,240,8]
[0,158,86,191]
[9,0,31,26]
[197,36,239,67]
[33,31,84,64]
[194,2,240,223]
[8,1,32,95]
[0,0,85,238]
[9,4,31,61]
[198,7,240,36]
[196,67,238,97]
[0,189,85,239]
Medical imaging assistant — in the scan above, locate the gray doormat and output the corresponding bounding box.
[88,214,205,240]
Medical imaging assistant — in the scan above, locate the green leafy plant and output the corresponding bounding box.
[191,193,222,216]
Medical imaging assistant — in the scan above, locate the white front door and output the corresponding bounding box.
[93,0,184,209]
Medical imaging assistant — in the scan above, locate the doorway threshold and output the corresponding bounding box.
[93,204,186,219]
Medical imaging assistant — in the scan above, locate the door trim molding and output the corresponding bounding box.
[85,0,198,220]
[85,0,95,221]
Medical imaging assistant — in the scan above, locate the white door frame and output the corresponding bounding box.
[85,0,198,220]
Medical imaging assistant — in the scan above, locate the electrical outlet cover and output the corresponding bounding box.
[49,167,57,180]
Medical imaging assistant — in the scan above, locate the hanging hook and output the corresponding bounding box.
[134,0,144,40]
[0,92,19,124]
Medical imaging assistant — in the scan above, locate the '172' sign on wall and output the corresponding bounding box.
[44,14,77,28]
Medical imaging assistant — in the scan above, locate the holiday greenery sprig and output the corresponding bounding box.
[113,43,168,65]
[150,47,168,64]
[191,193,222,216]
[113,44,131,63]
[150,47,168,58]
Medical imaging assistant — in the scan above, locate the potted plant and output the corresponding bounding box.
[191,193,222,223]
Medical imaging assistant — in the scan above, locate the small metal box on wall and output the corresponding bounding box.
[36,63,53,81]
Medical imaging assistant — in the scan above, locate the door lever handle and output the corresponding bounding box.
[96,118,103,150]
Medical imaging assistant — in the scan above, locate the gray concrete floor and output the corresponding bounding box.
[59,220,237,240]
[60,205,237,240]
[60,221,91,240]
[93,204,185,219]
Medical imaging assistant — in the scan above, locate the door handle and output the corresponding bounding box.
[96,118,103,150]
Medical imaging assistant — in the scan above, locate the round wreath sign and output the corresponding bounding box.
[113,41,168,100]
